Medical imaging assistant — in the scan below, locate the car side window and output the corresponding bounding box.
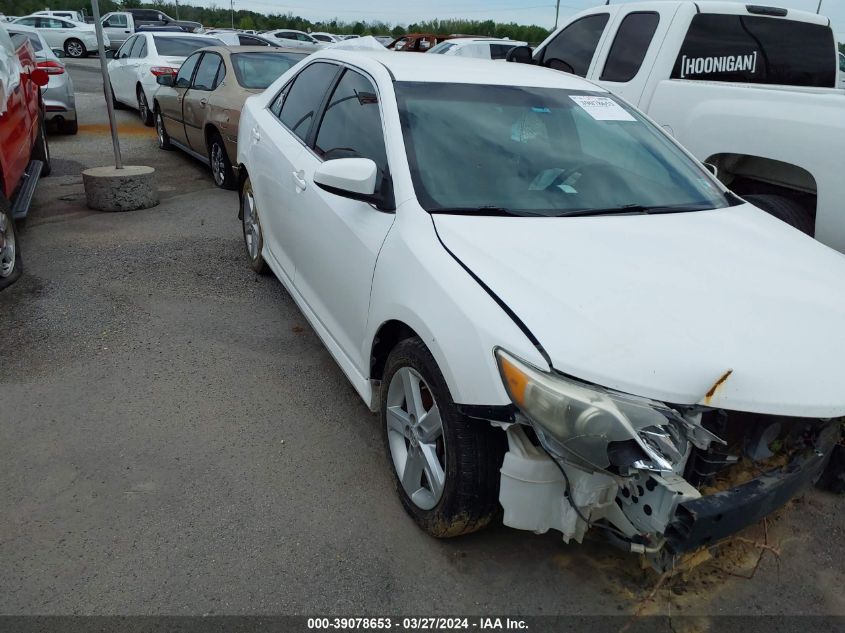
[117,37,135,58]
[269,82,291,117]
[192,52,222,91]
[175,52,202,88]
[17,18,37,26]
[314,69,388,180]
[239,35,265,46]
[105,14,128,28]
[137,39,148,58]
[541,13,610,76]
[128,36,145,58]
[600,12,660,82]
[490,44,514,60]
[277,62,338,142]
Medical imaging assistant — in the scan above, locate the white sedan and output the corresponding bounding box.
[107,32,222,126]
[12,15,106,58]
[427,37,528,60]
[236,50,845,565]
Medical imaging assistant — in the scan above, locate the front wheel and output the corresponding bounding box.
[0,200,22,290]
[381,337,506,537]
[64,38,86,58]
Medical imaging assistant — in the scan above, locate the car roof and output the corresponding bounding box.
[200,45,309,56]
[309,49,608,91]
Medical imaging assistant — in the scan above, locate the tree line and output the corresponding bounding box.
[2,0,552,43]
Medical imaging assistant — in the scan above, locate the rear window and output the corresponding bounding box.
[231,51,306,89]
[672,14,836,87]
[153,36,223,56]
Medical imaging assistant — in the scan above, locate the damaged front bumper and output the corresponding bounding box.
[665,422,838,555]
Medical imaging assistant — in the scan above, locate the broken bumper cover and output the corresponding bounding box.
[664,428,838,554]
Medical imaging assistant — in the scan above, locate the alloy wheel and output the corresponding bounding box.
[66,41,83,57]
[0,214,16,279]
[138,92,149,123]
[386,367,446,510]
[211,143,225,186]
[243,188,261,261]
[156,113,165,146]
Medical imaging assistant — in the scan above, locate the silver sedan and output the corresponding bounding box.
[6,22,77,134]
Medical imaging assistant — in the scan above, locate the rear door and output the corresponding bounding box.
[288,67,395,370]
[165,51,201,146]
[248,61,339,275]
[183,51,224,153]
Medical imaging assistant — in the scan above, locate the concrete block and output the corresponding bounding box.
[82,165,159,212]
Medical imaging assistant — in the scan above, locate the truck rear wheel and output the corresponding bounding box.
[744,194,813,236]
[0,199,22,290]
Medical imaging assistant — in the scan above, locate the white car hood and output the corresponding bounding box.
[433,204,845,417]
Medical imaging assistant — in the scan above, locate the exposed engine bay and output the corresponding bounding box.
[494,355,842,571]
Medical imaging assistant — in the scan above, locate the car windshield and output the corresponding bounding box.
[153,36,223,56]
[231,51,306,89]
[428,42,456,54]
[395,82,729,216]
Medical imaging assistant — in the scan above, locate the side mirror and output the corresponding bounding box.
[52,48,65,58]
[314,158,385,206]
[505,45,534,64]
[104,49,115,58]
[30,68,49,87]
[156,74,175,86]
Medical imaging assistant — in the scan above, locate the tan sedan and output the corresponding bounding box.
[152,46,307,189]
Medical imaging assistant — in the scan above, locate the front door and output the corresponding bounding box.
[102,13,131,49]
[289,68,395,372]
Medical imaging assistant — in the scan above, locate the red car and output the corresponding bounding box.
[0,24,50,290]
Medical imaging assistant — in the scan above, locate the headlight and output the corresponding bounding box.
[496,349,687,474]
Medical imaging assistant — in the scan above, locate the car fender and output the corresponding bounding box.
[365,200,548,408]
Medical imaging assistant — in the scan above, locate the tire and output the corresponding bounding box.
[0,199,23,291]
[137,86,154,127]
[155,107,172,150]
[744,194,814,236]
[111,84,124,110]
[64,38,86,58]
[240,176,267,274]
[61,118,78,135]
[32,117,51,177]
[208,132,236,190]
[381,337,506,537]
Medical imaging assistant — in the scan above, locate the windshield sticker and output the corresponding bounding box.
[569,96,635,122]
[531,107,551,113]
[679,52,757,78]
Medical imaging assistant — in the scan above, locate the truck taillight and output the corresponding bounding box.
[150,66,178,77]
[37,60,65,75]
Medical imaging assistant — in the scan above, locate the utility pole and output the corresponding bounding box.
[230,0,235,29]
[816,0,823,13]
[175,0,180,20]
[555,0,560,30]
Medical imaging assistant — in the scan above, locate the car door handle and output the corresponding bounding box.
[292,170,307,190]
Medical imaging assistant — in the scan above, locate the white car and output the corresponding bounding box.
[263,29,323,50]
[236,50,845,567]
[12,14,105,58]
[107,32,222,126]
[428,37,527,60]
[31,10,86,24]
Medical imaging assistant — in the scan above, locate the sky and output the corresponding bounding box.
[196,0,845,40]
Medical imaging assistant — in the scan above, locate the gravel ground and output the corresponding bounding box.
[0,59,843,619]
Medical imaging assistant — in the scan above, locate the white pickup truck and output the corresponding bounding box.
[510,1,845,252]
